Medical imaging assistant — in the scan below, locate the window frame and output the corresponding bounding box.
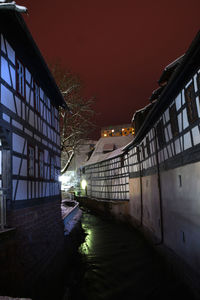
[16,58,25,98]
[185,82,198,124]
[146,136,151,156]
[156,119,166,149]
[50,155,55,181]
[51,105,55,128]
[34,81,40,114]
[27,144,35,178]
[38,149,44,179]
[169,103,179,137]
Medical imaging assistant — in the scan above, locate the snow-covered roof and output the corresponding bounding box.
[0,1,27,13]
[131,102,154,123]
[83,135,133,166]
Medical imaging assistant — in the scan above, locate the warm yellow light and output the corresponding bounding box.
[81,179,87,190]
[122,128,124,131]
[112,129,114,132]
[104,133,107,137]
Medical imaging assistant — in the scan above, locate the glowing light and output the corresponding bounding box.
[81,179,87,190]
[122,128,124,131]
[112,129,114,132]
[104,134,107,137]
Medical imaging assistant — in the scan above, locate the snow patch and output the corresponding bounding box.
[0,1,27,13]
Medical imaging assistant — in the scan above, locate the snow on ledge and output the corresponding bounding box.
[0,1,27,13]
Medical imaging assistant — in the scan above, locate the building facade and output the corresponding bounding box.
[0,4,67,298]
[101,124,134,137]
[80,31,200,295]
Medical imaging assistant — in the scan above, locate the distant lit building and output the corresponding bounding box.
[101,124,134,137]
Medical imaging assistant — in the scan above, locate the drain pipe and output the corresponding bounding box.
[137,146,143,227]
[153,127,164,245]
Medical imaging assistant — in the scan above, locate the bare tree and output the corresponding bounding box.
[50,62,96,174]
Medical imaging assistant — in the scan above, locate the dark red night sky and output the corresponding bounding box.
[21,0,200,137]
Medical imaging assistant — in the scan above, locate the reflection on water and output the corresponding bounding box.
[79,228,93,255]
[71,211,193,300]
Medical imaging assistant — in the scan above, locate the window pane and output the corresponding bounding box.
[185,82,198,123]
[28,146,34,177]
[169,104,179,137]
[156,119,166,149]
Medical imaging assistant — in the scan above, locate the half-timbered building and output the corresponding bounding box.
[0,2,68,297]
[79,31,200,295]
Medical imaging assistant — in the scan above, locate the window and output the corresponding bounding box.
[141,143,145,160]
[156,119,166,149]
[121,156,125,167]
[196,73,200,93]
[38,150,44,178]
[51,106,55,127]
[146,136,151,156]
[34,82,40,112]
[169,104,179,137]
[50,156,55,180]
[185,82,198,123]
[16,59,25,97]
[28,145,35,177]
[136,146,140,162]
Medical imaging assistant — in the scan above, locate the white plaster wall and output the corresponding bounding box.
[12,134,26,154]
[1,56,11,85]
[161,162,200,273]
[129,177,141,223]
[15,180,27,200]
[1,85,16,113]
[142,174,161,239]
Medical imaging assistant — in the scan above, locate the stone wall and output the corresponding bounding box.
[0,198,65,300]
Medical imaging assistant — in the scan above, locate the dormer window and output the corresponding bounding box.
[16,59,25,97]
[103,143,115,153]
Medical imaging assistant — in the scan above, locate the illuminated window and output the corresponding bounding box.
[16,59,25,97]
[185,82,198,124]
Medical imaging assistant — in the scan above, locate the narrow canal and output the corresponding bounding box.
[64,210,194,300]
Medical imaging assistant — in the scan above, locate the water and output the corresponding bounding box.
[67,210,194,300]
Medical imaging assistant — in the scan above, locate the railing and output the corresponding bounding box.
[0,189,7,230]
